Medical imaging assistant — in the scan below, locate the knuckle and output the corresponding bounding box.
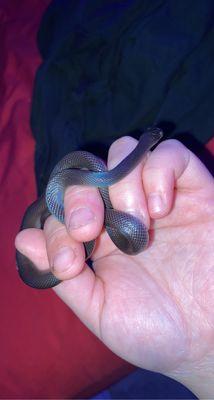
[108,136,137,168]
[156,138,186,154]
[44,216,66,246]
[143,165,163,180]
[65,185,97,204]
[64,186,101,218]
[47,226,66,247]
[111,135,137,148]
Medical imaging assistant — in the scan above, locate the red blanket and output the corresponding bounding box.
[0,1,133,398]
[1,1,213,398]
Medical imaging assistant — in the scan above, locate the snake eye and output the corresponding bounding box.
[105,209,149,255]
[146,126,163,142]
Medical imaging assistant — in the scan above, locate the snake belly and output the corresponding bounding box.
[16,127,163,289]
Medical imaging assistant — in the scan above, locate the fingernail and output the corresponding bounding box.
[148,193,164,214]
[69,207,95,230]
[52,246,75,273]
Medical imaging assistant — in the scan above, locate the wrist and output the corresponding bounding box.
[166,355,214,399]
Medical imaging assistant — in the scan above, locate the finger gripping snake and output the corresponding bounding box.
[16,127,163,289]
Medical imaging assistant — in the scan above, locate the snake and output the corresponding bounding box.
[16,127,163,289]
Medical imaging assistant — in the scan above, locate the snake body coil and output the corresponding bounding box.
[16,127,163,289]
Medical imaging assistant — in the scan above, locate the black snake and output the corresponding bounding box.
[16,127,163,289]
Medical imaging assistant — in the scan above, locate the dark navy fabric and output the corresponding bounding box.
[31,0,214,195]
[29,2,213,398]
[92,369,197,399]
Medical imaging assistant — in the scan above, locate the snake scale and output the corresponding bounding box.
[16,127,163,289]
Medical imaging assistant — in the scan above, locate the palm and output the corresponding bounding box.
[91,187,214,373]
[16,138,213,379]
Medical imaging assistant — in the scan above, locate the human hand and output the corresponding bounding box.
[15,137,214,398]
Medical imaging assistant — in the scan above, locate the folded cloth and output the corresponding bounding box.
[31,0,214,194]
